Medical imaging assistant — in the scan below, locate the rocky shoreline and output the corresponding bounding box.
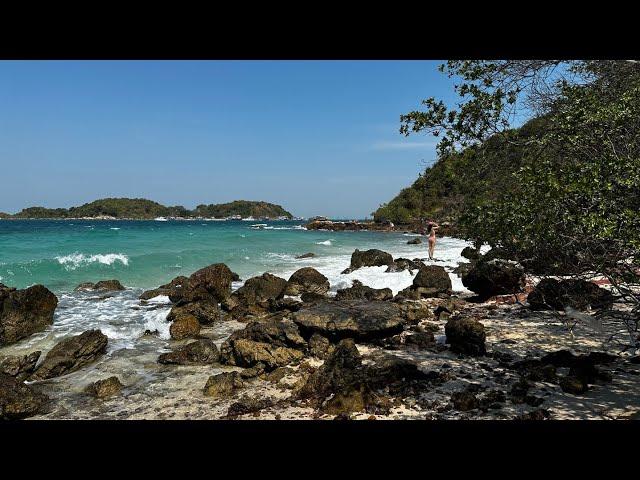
[1,246,639,421]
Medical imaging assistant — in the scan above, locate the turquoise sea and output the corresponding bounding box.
[0,219,473,353]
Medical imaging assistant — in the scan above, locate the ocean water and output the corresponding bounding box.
[0,219,474,354]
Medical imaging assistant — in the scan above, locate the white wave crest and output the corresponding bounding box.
[55,253,130,270]
[316,240,332,246]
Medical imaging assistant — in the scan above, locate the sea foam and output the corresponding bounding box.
[55,253,130,270]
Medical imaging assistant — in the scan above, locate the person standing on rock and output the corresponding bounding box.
[426,221,439,260]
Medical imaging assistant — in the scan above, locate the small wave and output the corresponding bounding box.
[316,240,332,246]
[55,253,130,270]
[110,227,121,230]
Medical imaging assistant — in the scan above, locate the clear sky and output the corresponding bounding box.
[0,60,459,218]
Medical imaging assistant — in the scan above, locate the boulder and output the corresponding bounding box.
[0,373,48,419]
[412,265,452,292]
[335,280,392,301]
[167,300,221,325]
[444,316,486,356]
[169,314,201,340]
[158,339,219,365]
[451,391,479,411]
[341,249,393,274]
[225,273,288,310]
[462,258,525,298]
[219,318,307,370]
[296,252,316,259]
[407,238,422,245]
[226,395,274,417]
[308,333,334,359]
[528,278,614,311]
[0,351,41,381]
[203,371,244,398]
[0,284,58,346]
[139,276,189,300]
[385,258,423,273]
[285,267,330,296]
[75,280,125,292]
[292,300,408,341]
[31,329,108,380]
[461,246,481,261]
[170,263,234,304]
[85,376,124,398]
[300,292,329,303]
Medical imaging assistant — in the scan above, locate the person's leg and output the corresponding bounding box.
[428,240,434,259]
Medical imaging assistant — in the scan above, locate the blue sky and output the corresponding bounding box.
[0,60,460,218]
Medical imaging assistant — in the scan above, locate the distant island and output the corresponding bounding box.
[2,198,295,220]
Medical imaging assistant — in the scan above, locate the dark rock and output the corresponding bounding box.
[0,373,48,419]
[451,391,479,411]
[31,329,108,380]
[295,252,316,259]
[412,265,452,294]
[171,263,234,304]
[169,314,201,340]
[452,262,473,277]
[308,333,334,359]
[285,267,330,296]
[560,375,588,394]
[0,351,41,380]
[461,246,481,261]
[158,339,219,365]
[341,249,393,274]
[407,238,422,245]
[335,280,392,301]
[511,359,558,382]
[223,273,288,314]
[167,300,221,325]
[203,371,243,398]
[300,292,328,303]
[226,395,273,417]
[0,284,58,346]
[85,376,123,398]
[515,409,551,420]
[462,259,525,299]
[404,331,436,348]
[528,278,614,311]
[292,300,408,341]
[444,316,486,356]
[510,377,531,401]
[140,276,189,301]
[385,258,423,273]
[75,280,125,292]
[239,363,267,379]
[219,319,306,369]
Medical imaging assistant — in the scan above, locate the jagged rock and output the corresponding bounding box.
[0,373,48,419]
[31,329,108,380]
[407,238,422,245]
[528,278,614,311]
[292,300,408,341]
[139,276,189,300]
[462,258,525,298]
[285,267,330,296]
[308,333,334,359]
[385,258,423,273]
[203,371,244,398]
[85,376,124,398]
[240,363,267,379]
[0,284,58,346]
[223,273,288,317]
[219,318,306,370]
[341,249,393,274]
[167,300,221,325]
[300,292,328,303]
[461,246,481,261]
[412,265,452,293]
[158,339,219,365]
[169,314,201,340]
[444,316,486,356]
[295,252,316,259]
[0,351,41,381]
[226,395,274,417]
[335,280,392,301]
[170,263,234,304]
[560,376,588,395]
[451,391,479,411]
[75,280,125,292]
